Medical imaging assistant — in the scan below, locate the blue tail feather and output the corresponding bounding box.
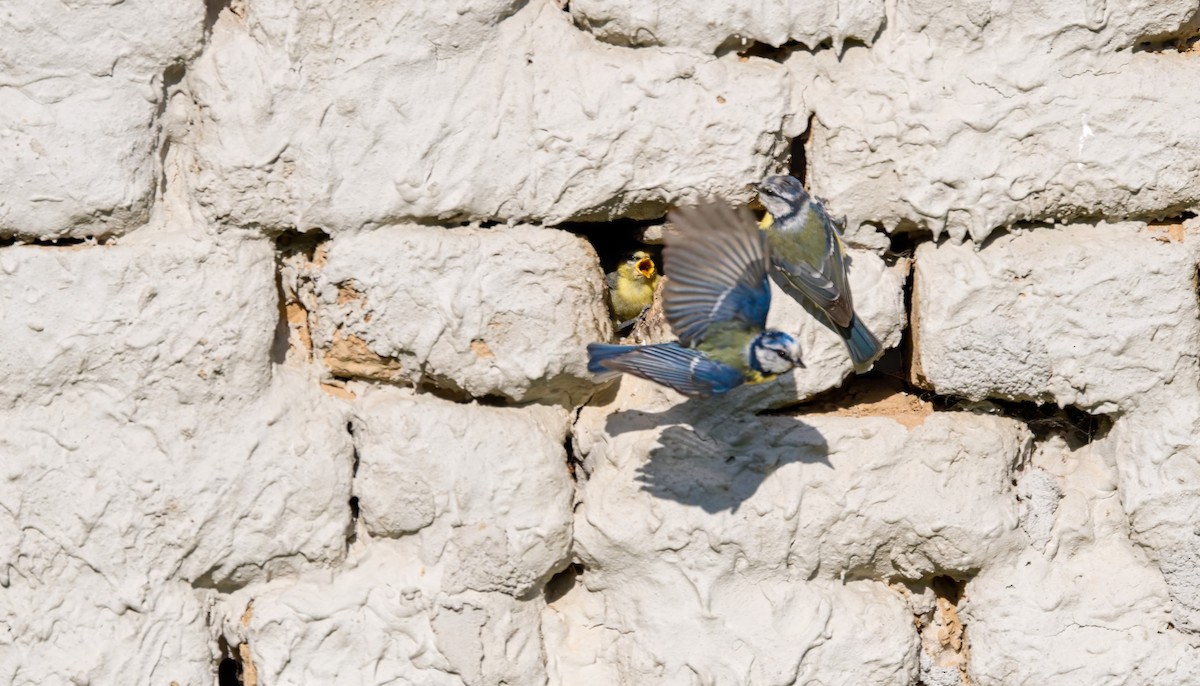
[587,343,637,374]
[843,314,882,368]
[586,342,746,398]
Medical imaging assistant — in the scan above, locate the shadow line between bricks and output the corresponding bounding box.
[603,397,831,514]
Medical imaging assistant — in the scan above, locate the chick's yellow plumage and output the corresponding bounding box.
[607,251,659,326]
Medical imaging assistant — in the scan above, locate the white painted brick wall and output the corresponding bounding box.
[3,0,1200,683]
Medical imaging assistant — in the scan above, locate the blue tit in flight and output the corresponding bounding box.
[757,174,882,368]
[606,250,660,329]
[587,200,804,398]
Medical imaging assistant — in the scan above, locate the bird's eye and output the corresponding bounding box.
[775,349,789,359]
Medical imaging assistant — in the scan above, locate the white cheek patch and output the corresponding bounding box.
[758,350,783,374]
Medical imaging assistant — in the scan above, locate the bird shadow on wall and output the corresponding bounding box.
[604,395,830,514]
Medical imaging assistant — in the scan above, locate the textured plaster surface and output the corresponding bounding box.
[351,386,574,597]
[211,385,573,685]
[1104,394,1200,635]
[0,577,213,686]
[0,237,354,683]
[574,380,1029,585]
[6,0,1200,682]
[0,238,275,409]
[185,0,794,231]
[552,379,1032,684]
[0,0,205,238]
[912,221,1200,412]
[967,435,1200,684]
[545,573,917,685]
[790,2,1200,242]
[219,543,549,686]
[313,223,611,404]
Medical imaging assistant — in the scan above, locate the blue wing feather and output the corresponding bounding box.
[586,342,745,398]
[664,201,771,346]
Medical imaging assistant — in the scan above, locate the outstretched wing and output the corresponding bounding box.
[664,200,771,346]
[586,342,745,398]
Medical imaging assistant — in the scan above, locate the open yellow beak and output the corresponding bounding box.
[636,258,655,279]
[758,212,774,229]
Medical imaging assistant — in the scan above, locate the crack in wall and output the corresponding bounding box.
[215,601,258,686]
[216,636,244,686]
[786,113,814,186]
[273,228,329,367]
[1147,211,1198,243]
[543,562,584,605]
[0,235,113,249]
[1131,6,1200,53]
[892,576,974,685]
[154,61,187,203]
[907,575,972,686]
[785,363,1112,446]
[204,0,244,41]
[721,35,876,62]
[347,420,361,548]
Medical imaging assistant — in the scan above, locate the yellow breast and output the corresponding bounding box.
[745,370,774,385]
[610,274,657,321]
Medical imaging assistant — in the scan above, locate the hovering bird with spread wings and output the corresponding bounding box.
[587,200,804,398]
[757,174,881,368]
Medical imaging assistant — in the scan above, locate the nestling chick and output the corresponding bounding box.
[588,200,804,398]
[757,174,882,368]
[606,250,660,328]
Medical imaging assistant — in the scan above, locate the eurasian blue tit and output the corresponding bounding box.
[588,200,804,398]
[757,174,882,368]
[606,250,660,328]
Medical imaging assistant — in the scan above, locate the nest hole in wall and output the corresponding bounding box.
[560,216,666,276]
[560,217,667,331]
